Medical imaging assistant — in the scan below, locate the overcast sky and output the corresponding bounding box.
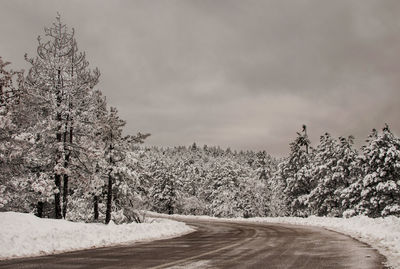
[1,0,399,156]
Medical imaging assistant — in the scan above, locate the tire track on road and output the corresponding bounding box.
[0,219,387,269]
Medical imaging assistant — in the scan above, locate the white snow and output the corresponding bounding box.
[151,212,400,269]
[0,212,194,260]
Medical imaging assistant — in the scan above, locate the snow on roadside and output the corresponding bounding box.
[151,212,400,269]
[0,212,194,260]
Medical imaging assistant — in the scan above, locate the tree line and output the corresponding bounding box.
[136,124,400,219]
[275,125,400,217]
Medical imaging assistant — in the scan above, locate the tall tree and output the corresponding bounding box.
[345,125,400,217]
[102,107,125,224]
[0,57,28,209]
[306,133,359,216]
[25,15,100,218]
[278,125,312,216]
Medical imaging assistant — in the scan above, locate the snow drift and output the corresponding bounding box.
[0,212,194,259]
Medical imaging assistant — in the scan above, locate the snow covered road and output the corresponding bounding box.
[0,218,386,269]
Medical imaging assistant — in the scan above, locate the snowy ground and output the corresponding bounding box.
[151,212,400,269]
[0,212,194,260]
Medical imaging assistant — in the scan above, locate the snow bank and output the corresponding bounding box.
[151,212,400,269]
[0,212,194,259]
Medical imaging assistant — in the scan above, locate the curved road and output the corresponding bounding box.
[0,219,386,269]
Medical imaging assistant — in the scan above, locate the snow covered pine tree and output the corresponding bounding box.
[344,125,400,217]
[25,15,100,218]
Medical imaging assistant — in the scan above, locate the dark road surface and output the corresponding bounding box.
[0,219,386,269]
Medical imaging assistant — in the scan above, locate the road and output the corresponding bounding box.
[0,219,386,269]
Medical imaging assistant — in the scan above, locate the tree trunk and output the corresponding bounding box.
[167,199,174,215]
[168,205,174,215]
[62,122,72,219]
[105,135,114,224]
[54,68,63,219]
[62,126,68,219]
[62,50,75,219]
[55,112,62,219]
[36,201,44,218]
[54,174,62,219]
[105,173,113,224]
[62,174,68,219]
[93,195,99,221]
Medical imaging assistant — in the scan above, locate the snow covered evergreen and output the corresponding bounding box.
[344,125,400,217]
[306,134,358,217]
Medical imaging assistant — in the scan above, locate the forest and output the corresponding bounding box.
[1,17,400,224]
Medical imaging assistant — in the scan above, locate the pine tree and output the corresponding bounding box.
[307,134,359,216]
[102,107,125,224]
[148,158,178,215]
[346,125,400,217]
[279,125,312,216]
[0,57,30,210]
[25,15,100,218]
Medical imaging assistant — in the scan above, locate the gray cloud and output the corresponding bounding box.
[1,0,399,156]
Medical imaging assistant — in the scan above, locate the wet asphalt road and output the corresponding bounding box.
[0,219,386,269]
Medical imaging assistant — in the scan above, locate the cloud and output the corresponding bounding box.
[1,0,399,156]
